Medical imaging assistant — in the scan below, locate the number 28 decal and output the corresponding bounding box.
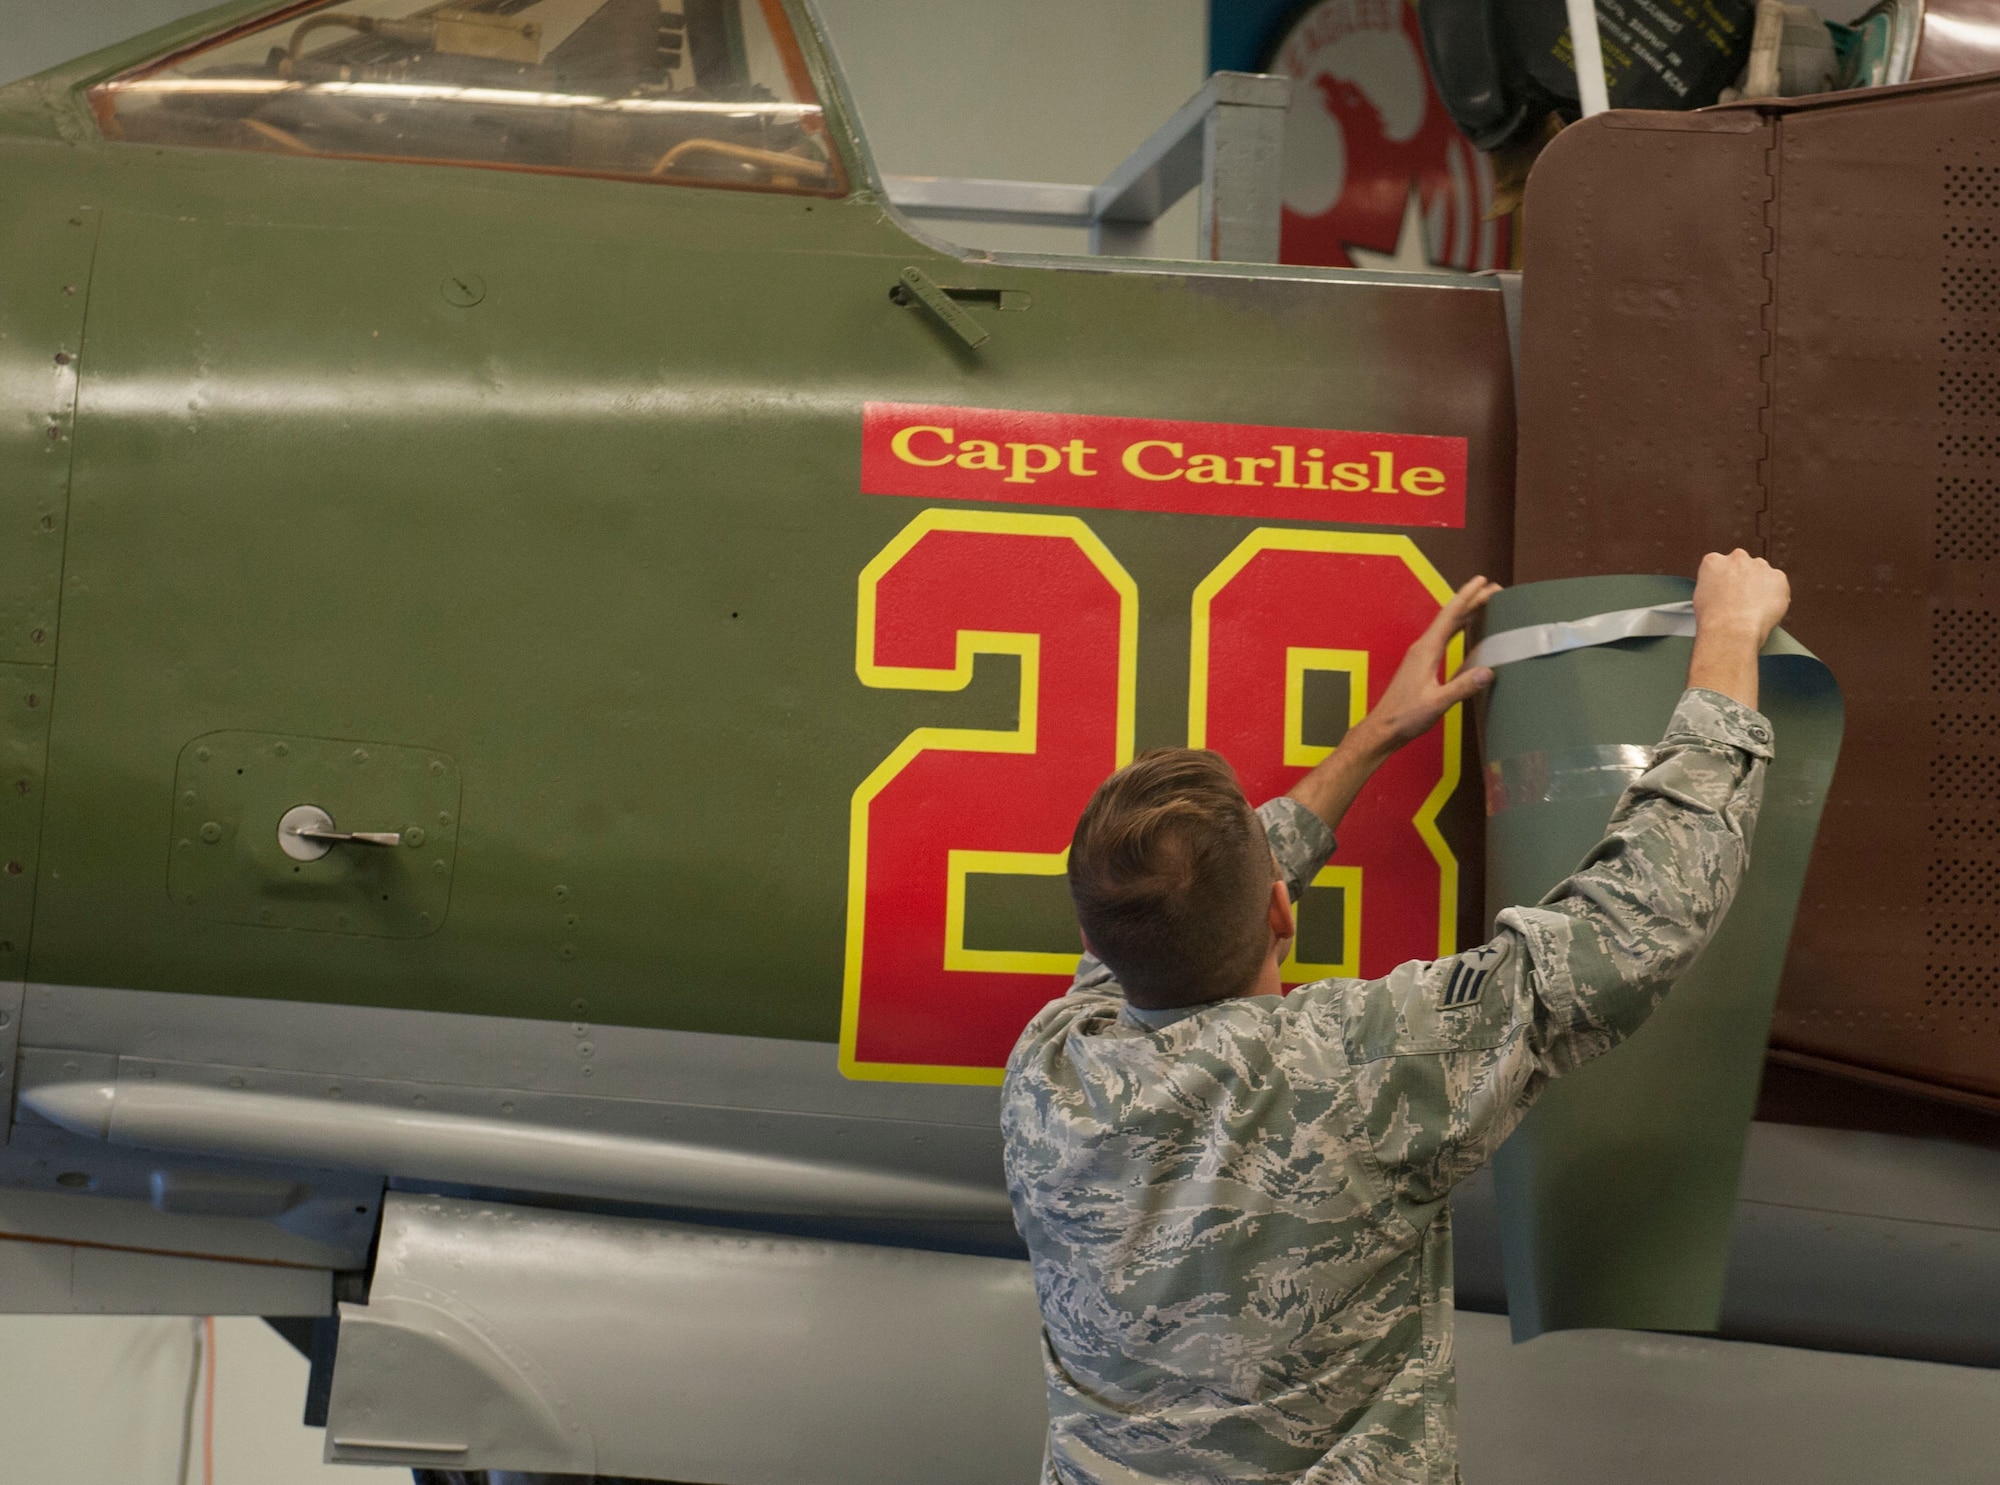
[841,510,1461,1084]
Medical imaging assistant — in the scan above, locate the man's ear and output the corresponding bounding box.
[1267,878,1295,942]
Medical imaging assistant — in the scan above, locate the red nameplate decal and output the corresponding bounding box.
[861,402,1466,529]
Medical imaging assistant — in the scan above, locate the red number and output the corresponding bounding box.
[1191,531,1461,980]
[841,510,1136,1083]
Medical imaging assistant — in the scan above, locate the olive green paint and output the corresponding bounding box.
[0,663,53,983]
[169,732,460,937]
[0,1,1514,1046]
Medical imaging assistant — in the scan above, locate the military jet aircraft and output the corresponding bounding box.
[0,1,1995,1480]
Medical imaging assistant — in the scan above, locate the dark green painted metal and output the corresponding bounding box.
[0,202,94,667]
[0,664,53,983]
[1481,576,1842,1336]
[170,731,460,937]
[0,1,1515,1043]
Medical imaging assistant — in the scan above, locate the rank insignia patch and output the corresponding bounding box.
[1441,946,1503,1009]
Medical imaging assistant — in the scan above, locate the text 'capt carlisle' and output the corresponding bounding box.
[860,402,1467,530]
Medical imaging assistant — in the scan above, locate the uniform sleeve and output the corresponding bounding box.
[1303,687,1771,1217]
[1259,794,1338,902]
[1063,795,1337,993]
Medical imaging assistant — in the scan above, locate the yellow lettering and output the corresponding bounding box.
[1401,466,1445,497]
[1273,445,1301,489]
[1063,438,1099,477]
[1005,442,1061,484]
[955,439,1002,471]
[1122,440,1184,480]
[1329,461,1370,492]
[891,424,954,466]
[1234,456,1276,487]
[1372,450,1396,494]
[1186,453,1234,485]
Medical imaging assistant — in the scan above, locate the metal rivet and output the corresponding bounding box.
[580,1066,593,1077]
[195,747,210,762]
[274,741,289,757]
[441,273,486,307]
[564,914,578,929]
[500,1100,515,1115]
[53,352,69,366]
[560,943,577,960]
[432,859,446,875]
[571,998,587,1015]
[553,885,569,901]
[437,811,452,826]
[176,838,191,852]
[429,760,446,776]
[572,1023,587,1036]
[181,790,196,808]
[24,695,36,708]
[351,748,367,764]
[405,827,426,847]
[198,822,221,844]
[29,629,43,644]
[577,1041,593,1057]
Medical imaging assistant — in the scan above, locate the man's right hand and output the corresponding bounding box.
[1687,549,1790,710]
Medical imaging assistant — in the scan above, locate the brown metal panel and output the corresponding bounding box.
[1515,77,2000,1106]
[1759,85,1963,1093]
[1514,109,1771,583]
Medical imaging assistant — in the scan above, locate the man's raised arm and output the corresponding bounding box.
[1304,550,1789,1216]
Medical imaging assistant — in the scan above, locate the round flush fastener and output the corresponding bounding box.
[278,804,334,862]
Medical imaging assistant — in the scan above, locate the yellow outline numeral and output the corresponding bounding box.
[840,508,1137,1084]
[1283,864,1363,982]
[1189,528,1462,967]
[1284,647,1370,768]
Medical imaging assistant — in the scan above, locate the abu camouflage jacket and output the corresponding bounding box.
[1001,688,1771,1485]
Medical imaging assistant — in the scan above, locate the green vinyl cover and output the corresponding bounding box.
[1479,575,1842,1339]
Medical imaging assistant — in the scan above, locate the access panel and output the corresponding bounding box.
[1514,76,2000,1106]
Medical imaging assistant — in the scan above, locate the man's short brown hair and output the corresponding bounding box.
[1068,748,1276,1010]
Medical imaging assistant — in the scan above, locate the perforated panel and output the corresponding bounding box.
[1923,164,2000,1056]
[1517,79,2000,1105]
[1932,609,2000,691]
[1933,475,2000,560]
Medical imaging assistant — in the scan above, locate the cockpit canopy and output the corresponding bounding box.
[89,0,845,195]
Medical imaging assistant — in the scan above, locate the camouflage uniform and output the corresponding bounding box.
[1001,688,1770,1485]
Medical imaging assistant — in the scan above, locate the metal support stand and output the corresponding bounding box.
[885,71,1292,263]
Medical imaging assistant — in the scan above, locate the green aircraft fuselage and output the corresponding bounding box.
[0,0,1512,1085]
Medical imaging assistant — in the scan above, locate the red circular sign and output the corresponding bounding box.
[1270,0,1511,272]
